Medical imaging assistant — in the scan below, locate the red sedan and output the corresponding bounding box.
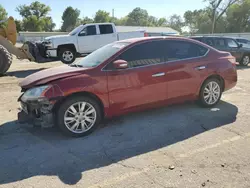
[18,37,237,137]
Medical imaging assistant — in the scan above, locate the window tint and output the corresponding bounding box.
[99,24,114,34]
[214,38,225,47]
[204,38,215,47]
[166,40,208,61]
[227,39,238,48]
[79,26,96,36]
[119,41,165,68]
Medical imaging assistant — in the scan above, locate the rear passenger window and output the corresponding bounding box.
[166,41,208,61]
[214,38,226,47]
[99,25,114,34]
[119,41,165,68]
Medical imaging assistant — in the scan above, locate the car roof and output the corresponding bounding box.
[118,36,194,43]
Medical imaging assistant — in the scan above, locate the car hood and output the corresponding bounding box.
[20,65,88,89]
[45,35,69,40]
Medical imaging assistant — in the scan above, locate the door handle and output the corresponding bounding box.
[195,66,206,70]
[152,72,165,77]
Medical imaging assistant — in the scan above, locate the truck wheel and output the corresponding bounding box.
[59,48,76,64]
[240,55,250,66]
[0,45,13,75]
[56,96,102,137]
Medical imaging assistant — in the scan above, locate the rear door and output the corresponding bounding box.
[97,24,117,48]
[105,40,168,114]
[77,25,98,53]
[163,40,210,101]
[213,37,228,52]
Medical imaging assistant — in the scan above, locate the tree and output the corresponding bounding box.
[15,20,23,32]
[184,9,212,34]
[0,5,8,28]
[126,7,149,26]
[94,10,111,23]
[226,0,250,32]
[148,16,158,26]
[61,6,80,32]
[167,14,184,33]
[81,17,93,24]
[157,17,167,26]
[206,0,239,33]
[16,1,55,31]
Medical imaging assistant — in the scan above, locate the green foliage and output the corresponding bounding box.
[16,1,55,31]
[0,5,8,28]
[167,14,184,32]
[61,6,80,32]
[126,7,149,26]
[94,10,111,23]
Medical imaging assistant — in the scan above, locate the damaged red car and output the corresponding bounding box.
[18,37,237,137]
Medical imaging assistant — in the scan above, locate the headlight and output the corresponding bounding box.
[21,85,51,101]
[43,39,53,47]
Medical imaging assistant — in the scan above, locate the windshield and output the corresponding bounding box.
[74,42,130,68]
[69,25,83,36]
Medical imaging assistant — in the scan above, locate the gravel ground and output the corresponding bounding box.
[0,59,250,188]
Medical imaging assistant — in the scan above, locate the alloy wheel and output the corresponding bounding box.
[243,56,250,66]
[64,102,97,134]
[203,81,221,105]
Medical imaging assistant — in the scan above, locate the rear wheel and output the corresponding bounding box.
[199,78,222,107]
[59,48,76,64]
[240,55,250,66]
[0,45,12,75]
[56,96,102,137]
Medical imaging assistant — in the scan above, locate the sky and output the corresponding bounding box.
[0,0,208,29]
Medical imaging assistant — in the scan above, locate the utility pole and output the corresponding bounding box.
[112,9,114,19]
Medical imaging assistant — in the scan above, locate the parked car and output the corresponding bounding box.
[234,37,250,48]
[190,36,250,66]
[18,37,237,137]
[40,23,145,64]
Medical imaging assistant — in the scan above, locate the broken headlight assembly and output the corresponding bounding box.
[21,85,51,102]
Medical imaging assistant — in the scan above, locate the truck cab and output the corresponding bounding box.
[42,23,144,64]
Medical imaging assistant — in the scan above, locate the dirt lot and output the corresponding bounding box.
[0,59,250,188]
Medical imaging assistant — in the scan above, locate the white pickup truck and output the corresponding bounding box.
[42,23,145,64]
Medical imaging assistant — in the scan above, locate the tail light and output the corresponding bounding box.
[144,32,148,37]
[228,57,237,66]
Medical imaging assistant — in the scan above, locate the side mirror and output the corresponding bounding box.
[239,43,243,48]
[79,31,86,36]
[113,59,128,69]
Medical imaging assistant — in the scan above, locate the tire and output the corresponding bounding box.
[59,48,76,64]
[240,55,250,66]
[199,78,222,107]
[0,45,13,75]
[56,96,102,137]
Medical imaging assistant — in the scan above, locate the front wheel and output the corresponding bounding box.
[56,96,102,137]
[199,78,222,107]
[240,55,250,66]
[59,48,76,64]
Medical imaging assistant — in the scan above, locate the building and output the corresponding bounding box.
[116,26,179,36]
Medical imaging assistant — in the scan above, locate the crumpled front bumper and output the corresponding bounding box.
[17,98,55,128]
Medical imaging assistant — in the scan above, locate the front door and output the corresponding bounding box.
[77,25,98,53]
[225,38,242,61]
[105,40,168,113]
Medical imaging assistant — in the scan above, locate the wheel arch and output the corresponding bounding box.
[53,91,105,118]
[57,44,77,55]
[199,74,225,94]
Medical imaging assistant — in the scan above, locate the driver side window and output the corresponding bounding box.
[79,26,97,36]
[227,39,238,48]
